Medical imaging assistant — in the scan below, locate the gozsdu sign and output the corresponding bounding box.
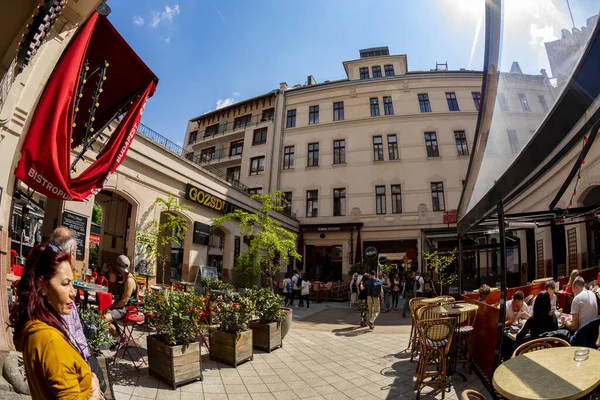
[185,183,241,214]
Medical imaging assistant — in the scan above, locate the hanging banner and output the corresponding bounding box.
[15,12,158,201]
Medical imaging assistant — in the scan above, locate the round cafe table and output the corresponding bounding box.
[421,297,444,304]
[493,347,600,400]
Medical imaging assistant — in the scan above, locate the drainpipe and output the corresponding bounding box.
[267,90,280,193]
[275,83,288,192]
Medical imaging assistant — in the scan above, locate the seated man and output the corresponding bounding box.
[566,277,598,331]
[505,291,531,327]
[104,255,138,344]
[533,280,560,315]
[477,284,491,302]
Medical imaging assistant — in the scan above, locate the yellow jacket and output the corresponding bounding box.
[20,319,92,399]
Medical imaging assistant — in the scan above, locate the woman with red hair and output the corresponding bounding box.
[10,242,102,399]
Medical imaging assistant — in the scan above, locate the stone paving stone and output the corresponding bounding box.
[245,383,270,394]
[241,376,263,385]
[293,387,320,399]
[202,383,225,394]
[226,395,253,400]
[224,384,249,394]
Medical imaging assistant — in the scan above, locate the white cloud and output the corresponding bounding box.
[151,5,180,28]
[164,35,171,43]
[132,15,144,27]
[216,97,236,109]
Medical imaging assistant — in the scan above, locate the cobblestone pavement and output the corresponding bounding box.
[107,301,491,400]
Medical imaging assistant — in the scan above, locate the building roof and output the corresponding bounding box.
[189,90,278,122]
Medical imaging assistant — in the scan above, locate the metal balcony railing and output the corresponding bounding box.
[189,113,274,143]
[137,123,252,193]
[199,146,243,163]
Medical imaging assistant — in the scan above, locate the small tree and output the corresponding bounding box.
[92,203,102,225]
[423,249,457,295]
[135,193,189,283]
[212,191,301,293]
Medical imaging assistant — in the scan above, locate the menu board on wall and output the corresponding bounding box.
[61,211,87,260]
[234,236,241,264]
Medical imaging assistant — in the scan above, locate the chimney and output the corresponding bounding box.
[279,82,288,91]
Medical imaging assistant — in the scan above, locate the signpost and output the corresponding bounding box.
[365,246,378,260]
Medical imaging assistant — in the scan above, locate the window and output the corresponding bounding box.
[384,64,395,76]
[286,109,296,128]
[388,135,399,160]
[307,143,319,167]
[248,188,261,195]
[431,182,445,211]
[226,166,241,183]
[391,185,402,214]
[262,108,275,121]
[234,114,252,129]
[252,127,267,145]
[249,156,265,175]
[538,95,548,113]
[370,98,380,116]
[376,186,386,214]
[472,92,481,111]
[229,140,243,156]
[418,94,431,113]
[204,123,220,137]
[507,130,519,153]
[372,66,382,78]
[306,190,318,217]
[333,102,344,121]
[454,131,469,156]
[188,130,198,144]
[497,93,509,111]
[333,188,346,216]
[425,132,439,157]
[518,93,530,112]
[360,67,370,79]
[446,92,460,111]
[373,136,384,161]
[283,192,293,215]
[283,146,295,170]
[200,147,215,162]
[309,105,319,124]
[333,139,346,164]
[383,96,394,115]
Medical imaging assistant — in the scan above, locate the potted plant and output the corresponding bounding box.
[144,288,205,389]
[80,308,114,351]
[210,293,255,367]
[246,287,285,352]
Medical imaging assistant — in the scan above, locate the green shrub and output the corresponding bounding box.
[215,293,255,334]
[245,287,285,324]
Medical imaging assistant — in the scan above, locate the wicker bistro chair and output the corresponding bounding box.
[454,304,478,374]
[408,297,429,359]
[322,282,333,302]
[461,389,487,400]
[310,281,321,302]
[512,337,570,358]
[414,317,457,399]
[412,305,446,365]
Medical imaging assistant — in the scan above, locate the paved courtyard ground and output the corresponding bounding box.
[107,301,491,400]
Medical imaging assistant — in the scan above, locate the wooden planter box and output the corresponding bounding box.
[251,321,282,352]
[147,335,202,390]
[209,329,253,367]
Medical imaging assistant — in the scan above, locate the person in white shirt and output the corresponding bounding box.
[415,272,424,298]
[532,280,560,315]
[282,272,293,307]
[567,277,598,331]
[301,274,311,310]
[505,291,531,327]
[290,270,301,307]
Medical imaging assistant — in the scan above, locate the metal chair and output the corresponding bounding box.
[461,389,487,400]
[512,337,570,358]
[114,305,147,370]
[414,317,456,399]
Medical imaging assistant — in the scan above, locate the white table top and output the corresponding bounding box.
[493,347,600,400]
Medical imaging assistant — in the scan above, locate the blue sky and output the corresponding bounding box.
[106,0,598,145]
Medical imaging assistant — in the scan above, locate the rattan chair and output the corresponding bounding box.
[413,305,445,366]
[408,297,428,359]
[512,337,570,358]
[414,317,456,399]
[454,303,478,374]
[461,389,487,400]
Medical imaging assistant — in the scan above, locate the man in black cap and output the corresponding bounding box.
[104,255,138,343]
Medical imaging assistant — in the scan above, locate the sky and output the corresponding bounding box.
[106,0,599,145]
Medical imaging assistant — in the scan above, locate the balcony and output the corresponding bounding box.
[190,114,274,147]
[199,146,243,167]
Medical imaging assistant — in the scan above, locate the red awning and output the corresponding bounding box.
[15,12,158,201]
[89,234,100,244]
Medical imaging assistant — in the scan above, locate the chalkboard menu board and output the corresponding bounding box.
[193,222,210,246]
[61,211,88,260]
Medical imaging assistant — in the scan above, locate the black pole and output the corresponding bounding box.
[494,200,508,368]
[477,246,481,288]
[458,236,463,296]
[517,236,523,285]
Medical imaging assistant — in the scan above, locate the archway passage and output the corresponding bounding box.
[95,190,134,276]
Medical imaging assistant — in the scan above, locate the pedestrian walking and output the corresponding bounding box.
[349,273,359,309]
[283,272,293,307]
[301,273,311,310]
[382,273,392,312]
[358,273,370,327]
[392,272,401,311]
[290,270,302,307]
[415,271,424,297]
[402,271,418,318]
[364,271,383,329]
[423,272,437,298]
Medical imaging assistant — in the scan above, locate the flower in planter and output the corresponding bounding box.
[144,288,206,346]
[245,287,286,324]
[214,294,255,334]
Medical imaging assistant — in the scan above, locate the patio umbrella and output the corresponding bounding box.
[355,229,362,265]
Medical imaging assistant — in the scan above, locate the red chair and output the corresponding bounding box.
[114,305,146,370]
[10,250,17,265]
[96,292,112,315]
[96,276,108,287]
[11,265,24,277]
[92,272,98,281]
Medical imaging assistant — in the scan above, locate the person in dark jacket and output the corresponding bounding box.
[517,291,558,341]
[358,273,370,327]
